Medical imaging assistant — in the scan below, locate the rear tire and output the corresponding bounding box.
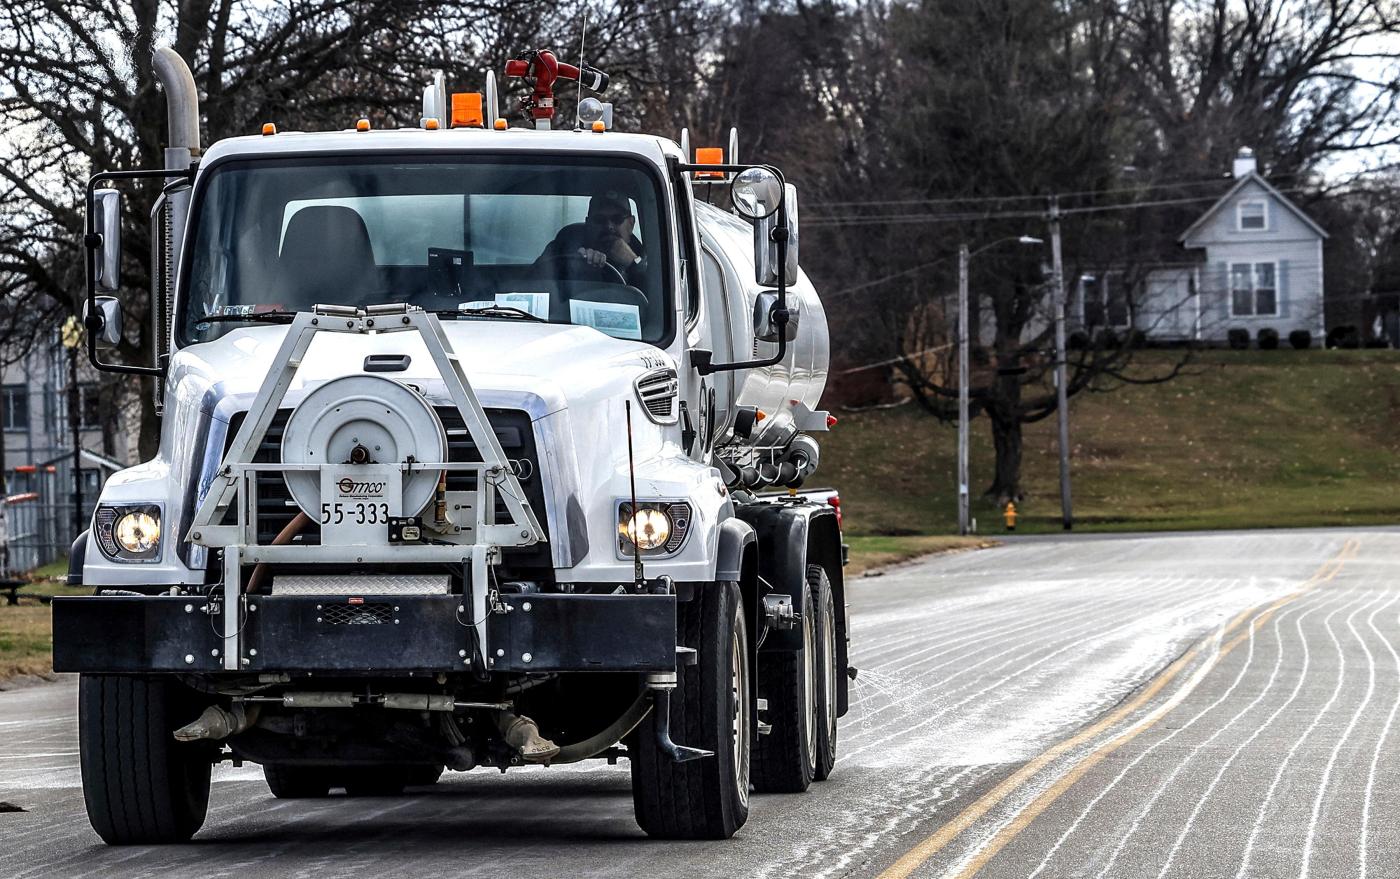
[343,766,407,797]
[752,575,817,793]
[264,764,332,799]
[78,674,213,845]
[811,566,839,781]
[404,764,445,787]
[630,580,750,839]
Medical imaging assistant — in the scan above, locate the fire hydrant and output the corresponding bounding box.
[1003,501,1017,531]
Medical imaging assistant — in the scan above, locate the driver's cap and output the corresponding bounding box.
[588,191,631,218]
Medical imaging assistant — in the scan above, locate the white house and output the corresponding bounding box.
[1074,148,1328,346]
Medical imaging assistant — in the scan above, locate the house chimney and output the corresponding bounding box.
[1233,147,1258,178]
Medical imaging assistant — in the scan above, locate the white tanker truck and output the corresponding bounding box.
[53,47,848,843]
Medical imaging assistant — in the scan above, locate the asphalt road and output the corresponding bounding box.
[3,528,1397,878]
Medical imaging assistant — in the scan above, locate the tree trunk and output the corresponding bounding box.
[987,415,1023,505]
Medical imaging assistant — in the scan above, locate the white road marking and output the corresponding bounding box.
[1300,587,1394,879]
[1236,570,1367,878]
[1358,608,1400,879]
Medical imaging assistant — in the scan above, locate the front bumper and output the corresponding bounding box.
[52,593,677,674]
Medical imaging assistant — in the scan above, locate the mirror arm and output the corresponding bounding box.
[675,161,791,375]
[84,167,191,378]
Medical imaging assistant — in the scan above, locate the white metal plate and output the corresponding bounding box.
[271,574,450,596]
[318,464,402,545]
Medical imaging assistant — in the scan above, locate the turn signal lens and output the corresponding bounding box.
[625,508,671,550]
[115,512,160,554]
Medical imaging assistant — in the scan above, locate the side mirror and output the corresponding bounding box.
[84,296,123,349]
[753,184,800,286]
[753,291,799,342]
[92,189,122,294]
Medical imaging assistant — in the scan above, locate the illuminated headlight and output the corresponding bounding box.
[95,504,162,562]
[618,501,693,557]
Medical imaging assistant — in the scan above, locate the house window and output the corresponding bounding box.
[52,385,102,435]
[1230,262,1278,316]
[2,386,27,431]
[1080,273,1131,327]
[1238,200,1268,231]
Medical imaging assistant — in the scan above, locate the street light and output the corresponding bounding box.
[957,235,1043,536]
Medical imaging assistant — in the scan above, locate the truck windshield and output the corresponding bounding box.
[181,156,671,344]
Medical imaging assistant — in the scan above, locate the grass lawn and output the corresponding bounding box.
[823,349,1400,536]
[845,535,995,577]
[0,562,86,680]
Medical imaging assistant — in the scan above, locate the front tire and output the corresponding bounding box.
[78,674,213,845]
[630,580,751,839]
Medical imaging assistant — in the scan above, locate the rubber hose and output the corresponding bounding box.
[246,512,311,594]
[549,690,653,765]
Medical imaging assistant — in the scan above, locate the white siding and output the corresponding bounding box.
[1182,177,1325,344]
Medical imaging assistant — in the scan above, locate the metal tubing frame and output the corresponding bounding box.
[187,306,546,670]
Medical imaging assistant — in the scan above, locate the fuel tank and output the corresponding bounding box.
[695,202,829,449]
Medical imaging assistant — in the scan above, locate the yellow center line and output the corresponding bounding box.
[876,538,1360,879]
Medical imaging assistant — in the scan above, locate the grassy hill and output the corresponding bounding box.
[822,349,1400,536]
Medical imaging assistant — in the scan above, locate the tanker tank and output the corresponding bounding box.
[695,201,830,484]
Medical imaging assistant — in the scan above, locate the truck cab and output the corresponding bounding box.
[54,48,847,844]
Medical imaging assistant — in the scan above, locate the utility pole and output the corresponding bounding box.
[1049,197,1073,530]
[957,243,970,535]
[61,316,84,538]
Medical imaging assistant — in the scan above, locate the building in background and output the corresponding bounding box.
[1073,148,1329,346]
[1,328,133,572]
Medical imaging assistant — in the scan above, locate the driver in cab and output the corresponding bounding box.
[536,191,647,288]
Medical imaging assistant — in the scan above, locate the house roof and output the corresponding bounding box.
[1178,172,1329,243]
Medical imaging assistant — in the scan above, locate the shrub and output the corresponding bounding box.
[1126,329,1148,349]
[1326,325,1360,349]
[1365,337,1389,349]
[1257,328,1279,350]
[1227,328,1250,350]
[1067,331,1090,351]
[1098,329,1121,349]
[1288,329,1312,350]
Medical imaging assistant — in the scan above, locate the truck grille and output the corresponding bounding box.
[221,406,550,568]
[321,602,395,625]
[635,368,679,423]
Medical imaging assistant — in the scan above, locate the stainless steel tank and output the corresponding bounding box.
[696,202,830,451]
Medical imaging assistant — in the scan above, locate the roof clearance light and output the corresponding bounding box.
[425,118,440,130]
[592,120,606,133]
[494,118,508,130]
[451,93,484,128]
[694,147,725,179]
[261,122,276,136]
[356,118,371,132]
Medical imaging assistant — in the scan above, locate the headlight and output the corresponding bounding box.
[626,508,671,550]
[95,504,162,562]
[617,501,693,557]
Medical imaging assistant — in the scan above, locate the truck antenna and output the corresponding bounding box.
[574,7,589,131]
[625,399,645,589]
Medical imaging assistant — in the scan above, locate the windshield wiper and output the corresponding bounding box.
[448,306,548,323]
[194,310,298,324]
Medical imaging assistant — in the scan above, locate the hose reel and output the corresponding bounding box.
[280,374,447,520]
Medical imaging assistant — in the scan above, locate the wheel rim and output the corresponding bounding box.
[821,590,838,744]
[802,597,818,767]
[732,612,751,807]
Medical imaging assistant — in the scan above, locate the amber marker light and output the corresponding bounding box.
[494,118,508,130]
[592,120,606,133]
[694,146,725,179]
[261,122,276,136]
[425,118,440,130]
[451,92,484,128]
[355,118,371,132]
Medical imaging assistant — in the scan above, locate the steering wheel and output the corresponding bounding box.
[534,252,632,288]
